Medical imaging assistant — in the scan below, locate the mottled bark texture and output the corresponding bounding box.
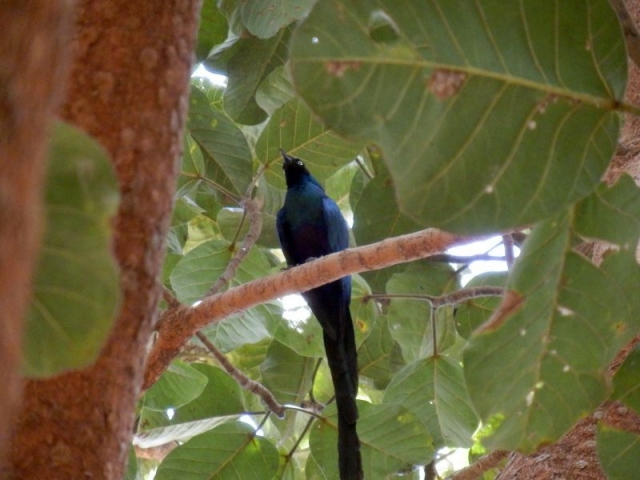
[8,1,201,478]
[0,0,74,468]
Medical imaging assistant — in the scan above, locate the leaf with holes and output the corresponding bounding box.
[464,213,640,452]
[290,0,626,234]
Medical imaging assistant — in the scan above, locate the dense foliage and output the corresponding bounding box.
[32,0,640,478]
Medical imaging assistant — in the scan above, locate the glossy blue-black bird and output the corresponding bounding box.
[276,150,362,480]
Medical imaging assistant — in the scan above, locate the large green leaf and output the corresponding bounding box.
[155,422,279,480]
[169,239,232,304]
[383,356,478,449]
[205,29,291,124]
[143,360,209,411]
[289,0,626,234]
[454,271,507,339]
[386,262,458,363]
[240,0,316,39]
[612,344,640,415]
[200,247,278,351]
[309,401,433,479]
[260,339,316,404]
[195,0,228,61]
[24,122,119,377]
[574,173,640,247]
[137,364,245,447]
[187,86,253,196]
[464,214,640,452]
[358,316,404,388]
[258,99,364,190]
[597,425,640,480]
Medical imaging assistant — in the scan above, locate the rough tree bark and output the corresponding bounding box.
[8,1,201,478]
[0,0,74,467]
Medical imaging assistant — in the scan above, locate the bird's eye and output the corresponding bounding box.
[296,160,303,166]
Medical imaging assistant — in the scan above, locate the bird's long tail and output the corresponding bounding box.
[322,308,363,480]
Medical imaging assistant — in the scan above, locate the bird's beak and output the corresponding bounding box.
[280,148,295,166]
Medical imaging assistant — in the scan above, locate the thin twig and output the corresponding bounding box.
[244,162,269,199]
[205,198,263,297]
[284,414,318,471]
[162,286,181,309]
[194,330,286,417]
[365,286,504,308]
[354,155,374,180]
[448,450,509,480]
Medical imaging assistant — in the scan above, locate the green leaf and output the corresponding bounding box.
[290,0,626,234]
[612,344,640,414]
[260,339,316,404]
[597,425,640,480]
[353,161,421,246]
[325,162,360,214]
[201,247,280,350]
[383,356,478,449]
[169,239,232,304]
[273,301,325,358]
[195,0,228,61]
[206,29,291,124]
[187,86,252,196]
[255,66,296,116]
[137,364,245,447]
[454,272,507,339]
[309,401,433,479]
[574,174,640,247]
[350,274,377,346]
[201,301,277,353]
[155,422,279,480]
[464,214,640,452]
[240,0,316,39]
[143,360,209,411]
[217,206,279,250]
[124,447,138,480]
[24,121,119,377]
[258,98,364,190]
[358,316,404,389]
[352,155,420,291]
[386,263,458,363]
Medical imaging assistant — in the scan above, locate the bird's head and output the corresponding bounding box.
[280,149,315,187]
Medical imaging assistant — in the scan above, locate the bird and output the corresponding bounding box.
[276,149,363,480]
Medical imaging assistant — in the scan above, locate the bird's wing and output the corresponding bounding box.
[322,196,349,253]
[276,208,296,266]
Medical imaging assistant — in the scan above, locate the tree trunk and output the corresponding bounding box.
[8,1,201,478]
[0,0,74,469]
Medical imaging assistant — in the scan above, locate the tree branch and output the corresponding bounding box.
[205,198,263,297]
[366,286,504,308]
[448,450,509,480]
[143,228,473,389]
